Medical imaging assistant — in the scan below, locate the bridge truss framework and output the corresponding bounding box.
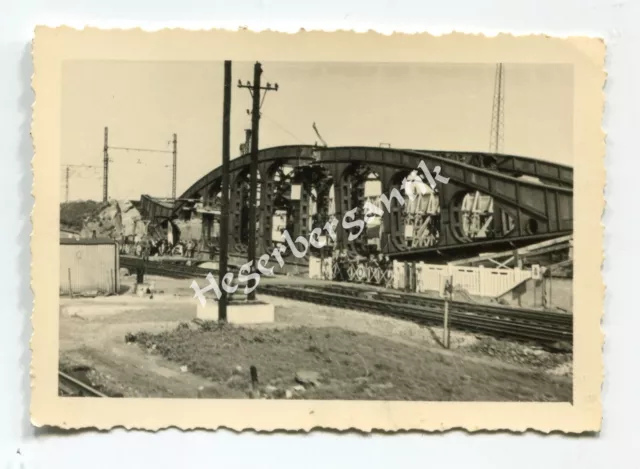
[144,145,573,264]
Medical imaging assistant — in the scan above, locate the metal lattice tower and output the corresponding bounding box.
[489,63,505,154]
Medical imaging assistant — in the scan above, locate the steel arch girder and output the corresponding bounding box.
[173,145,572,256]
[313,147,572,254]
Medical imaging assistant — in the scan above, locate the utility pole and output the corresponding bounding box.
[65,166,70,202]
[238,62,279,300]
[172,133,178,199]
[103,127,109,202]
[219,60,232,322]
[489,63,505,154]
[442,276,453,349]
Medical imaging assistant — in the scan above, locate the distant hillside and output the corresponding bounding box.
[60,200,107,231]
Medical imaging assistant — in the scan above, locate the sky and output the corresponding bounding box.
[60,61,573,201]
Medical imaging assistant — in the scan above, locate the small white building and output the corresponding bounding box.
[60,238,120,296]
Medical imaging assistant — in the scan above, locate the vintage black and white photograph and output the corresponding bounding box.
[56,58,574,402]
[30,28,604,432]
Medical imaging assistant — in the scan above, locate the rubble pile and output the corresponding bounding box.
[466,336,572,371]
[118,200,148,239]
[80,199,147,241]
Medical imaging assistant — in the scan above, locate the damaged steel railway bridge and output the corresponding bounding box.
[141,144,573,263]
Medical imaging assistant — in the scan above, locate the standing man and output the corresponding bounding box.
[209,240,217,261]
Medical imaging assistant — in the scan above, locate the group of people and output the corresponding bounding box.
[168,239,198,258]
[330,249,392,284]
[119,235,199,259]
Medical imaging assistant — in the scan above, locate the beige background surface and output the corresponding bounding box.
[31,28,605,432]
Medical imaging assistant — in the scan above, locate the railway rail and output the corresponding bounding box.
[261,284,572,344]
[283,283,573,327]
[58,370,108,397]
[120,256,223,279]
[119,256,572,345]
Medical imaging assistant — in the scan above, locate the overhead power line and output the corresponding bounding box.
[261,113,306,144]
[61,163,103,202]
[109,146,172,154]
[102,128,178,201]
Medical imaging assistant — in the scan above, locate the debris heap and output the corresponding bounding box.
[80,199,147,241]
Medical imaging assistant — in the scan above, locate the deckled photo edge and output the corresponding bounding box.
[30,27,605,433]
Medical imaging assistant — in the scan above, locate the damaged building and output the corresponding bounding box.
[74,193,219,258]
[137,194,219,255]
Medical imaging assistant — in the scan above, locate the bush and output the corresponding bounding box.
[60,200,107,231]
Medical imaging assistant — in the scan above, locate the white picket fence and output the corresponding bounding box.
[309,257,532,298]
[393,260,531,297]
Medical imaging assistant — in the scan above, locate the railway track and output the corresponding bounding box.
[261,284,572,344]
[58,370,108,397]
[120,256,221,279]
[284,283,573,327]
[119,256,572,345]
